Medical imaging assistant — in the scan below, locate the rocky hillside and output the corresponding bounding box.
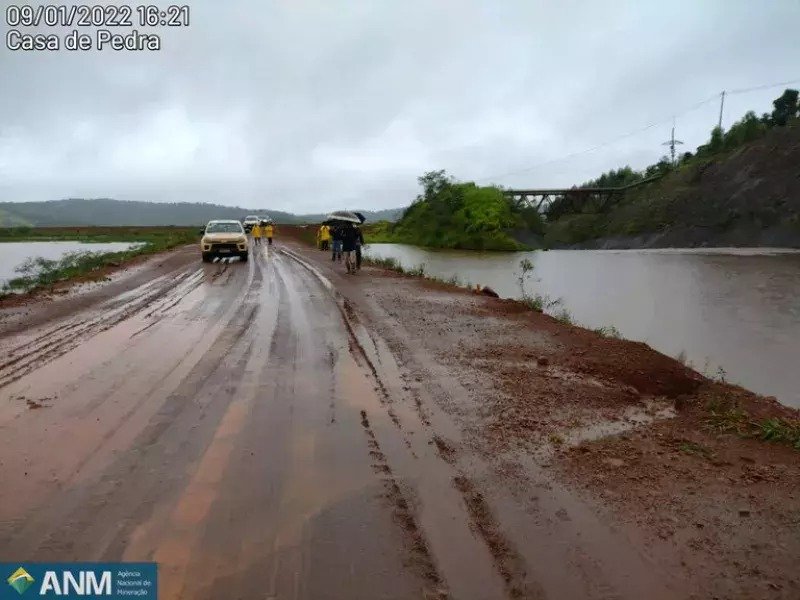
[546,121,800,249]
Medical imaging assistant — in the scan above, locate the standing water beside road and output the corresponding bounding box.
[364,243,800,408]
[0,241,143,288]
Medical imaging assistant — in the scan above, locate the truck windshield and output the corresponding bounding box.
[206,222,242,233]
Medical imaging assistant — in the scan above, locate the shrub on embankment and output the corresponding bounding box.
[364,170,545,251]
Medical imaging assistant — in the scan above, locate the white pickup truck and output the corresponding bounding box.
[242,215,260,232]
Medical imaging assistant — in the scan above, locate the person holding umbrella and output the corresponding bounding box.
[354,225,365,271]
[340,223,360,274]
[330,225,343,262]
[325,211,365,269]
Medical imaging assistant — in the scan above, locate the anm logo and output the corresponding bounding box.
[6,567,35,595]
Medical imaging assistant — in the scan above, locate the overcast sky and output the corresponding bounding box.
[1,0,798,212]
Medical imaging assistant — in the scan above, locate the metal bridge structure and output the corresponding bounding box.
[504,174,664,213]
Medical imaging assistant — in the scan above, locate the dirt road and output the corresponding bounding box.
[1,239,796,599]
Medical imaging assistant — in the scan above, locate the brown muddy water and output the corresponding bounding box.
[364,244,800,409]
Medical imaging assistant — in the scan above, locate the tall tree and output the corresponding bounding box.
[770,89,799,127]
[708,126,724,153]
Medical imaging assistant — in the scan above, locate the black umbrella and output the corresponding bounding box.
[325,211,364,224]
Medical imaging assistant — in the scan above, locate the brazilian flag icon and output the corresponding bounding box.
[7,567,35,595]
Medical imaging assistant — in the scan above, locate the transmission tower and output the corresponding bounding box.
[662,119,684,166]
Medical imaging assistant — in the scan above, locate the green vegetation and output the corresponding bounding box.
[361,255,482,291]
[592,325,622,339]
[1,226,196,295]
[545,88,800,246]
[362,220,395,243]
[364,170,544,251]
[553,308,574,325]
[362,91,799,251]
[679,441,712,458]
[706,395,800,451]
[362,255,403,271]
[515,258,562,313]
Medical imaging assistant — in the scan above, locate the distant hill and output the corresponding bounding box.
[0,199,405,227]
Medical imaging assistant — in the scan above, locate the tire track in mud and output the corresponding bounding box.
[1,269,199,370]
[1,268,200,364]
[337,263,691,600]
[0,267,204,389]
[358,409,448,600]
[281,247,515,599]
[452,476,537,599]
[431,433,538,599]
[3,260,264,561]
[280,250,414,449]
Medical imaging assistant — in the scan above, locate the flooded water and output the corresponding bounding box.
[364,244,800,408]
[0,241,142,286]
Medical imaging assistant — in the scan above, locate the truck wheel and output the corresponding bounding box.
[239,252,249,262]
[202,252,212,263]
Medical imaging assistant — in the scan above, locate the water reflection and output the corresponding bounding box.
[364,244,800,408]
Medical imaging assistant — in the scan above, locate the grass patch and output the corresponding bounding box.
[679,441,713,458]
[362,220,396,243]
[592,325,622,338]
[363,256,403,272]
[554,308,574,325]
[705,396,800,451]
[362,256,429,280]
[515,258,564,314]
[754,418,800,449]
[1,227,197,295]
[406,263,426,277]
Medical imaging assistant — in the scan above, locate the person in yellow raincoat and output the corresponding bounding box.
[251,221,262,245]
[318,224,331,251]
[264,222,275,246]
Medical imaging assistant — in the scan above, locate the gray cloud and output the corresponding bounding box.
[1,0,798,212]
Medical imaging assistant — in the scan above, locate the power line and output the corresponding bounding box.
[476,77,800,184]
[476,94,717,182]
[727,78,800,96]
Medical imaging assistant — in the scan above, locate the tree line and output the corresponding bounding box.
[376,170,544,250]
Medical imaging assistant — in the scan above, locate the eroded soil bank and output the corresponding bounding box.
[283,228,800,599]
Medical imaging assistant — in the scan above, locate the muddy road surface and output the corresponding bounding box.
[0,246,442,598]
[1,241,793,599]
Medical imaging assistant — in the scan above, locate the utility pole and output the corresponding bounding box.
[662,119,684,166]
[717,90,726,130]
